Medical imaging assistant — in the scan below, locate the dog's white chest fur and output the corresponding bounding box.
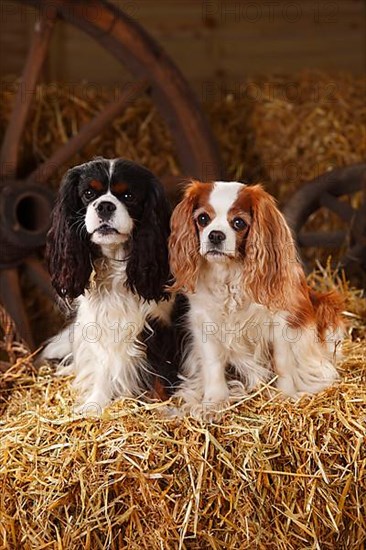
[81,262,151,350]
[188,263,271,386]
[45,260,172,411]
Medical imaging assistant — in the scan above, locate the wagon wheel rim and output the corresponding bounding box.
[283,163,366,271]
[16,0,222,181]
[0,0,222,347]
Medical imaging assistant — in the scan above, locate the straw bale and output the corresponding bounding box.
[0,274,365,549]
[0,304,36,414]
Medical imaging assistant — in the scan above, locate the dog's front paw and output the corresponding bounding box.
[74,401,104,417]
[73,392,111,417]
[203,385,230,406]
[198,387,230,419]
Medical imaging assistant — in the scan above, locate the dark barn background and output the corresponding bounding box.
[1,1,365,87]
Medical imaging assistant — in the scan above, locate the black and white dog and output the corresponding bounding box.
[43,158,179,411]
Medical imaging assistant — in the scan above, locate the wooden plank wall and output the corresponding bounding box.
[0,0,365,94]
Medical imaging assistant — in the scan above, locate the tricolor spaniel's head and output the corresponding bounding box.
[169,180,299,308]
[47,158,171,302]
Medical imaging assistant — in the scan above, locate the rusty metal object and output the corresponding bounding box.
[0,0,222,348]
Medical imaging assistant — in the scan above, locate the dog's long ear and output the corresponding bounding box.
[47,166,92,300]
[168,181,202,293]
[242,185,301,309]
[126,178,171,302]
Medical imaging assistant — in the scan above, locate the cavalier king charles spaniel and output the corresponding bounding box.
[169,180,344,414]
[42,158,179,411]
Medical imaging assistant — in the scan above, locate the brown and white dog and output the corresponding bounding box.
[169,180,344,414]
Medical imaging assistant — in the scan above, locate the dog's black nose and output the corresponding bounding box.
[208,230,226,245]
[97,201,116,220]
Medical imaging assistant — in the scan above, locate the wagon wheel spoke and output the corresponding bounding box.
[297,231,347,249]
[23,258,55,300]
[319,192,356,223]
[0,9,57,179]
[0,268,34,348]
[28,79,149,184]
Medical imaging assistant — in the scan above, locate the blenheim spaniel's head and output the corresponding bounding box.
[169,180,302,309]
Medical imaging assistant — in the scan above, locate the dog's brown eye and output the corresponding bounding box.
[232,217,247,231]
[83,189,96,200]
[197,212,211,227]
[122,191,133,202]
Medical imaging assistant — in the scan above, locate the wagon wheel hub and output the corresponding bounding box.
[0,181,54,268]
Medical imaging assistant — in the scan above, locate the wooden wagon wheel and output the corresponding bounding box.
[0,0,222,348]
[283,163,366,284]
